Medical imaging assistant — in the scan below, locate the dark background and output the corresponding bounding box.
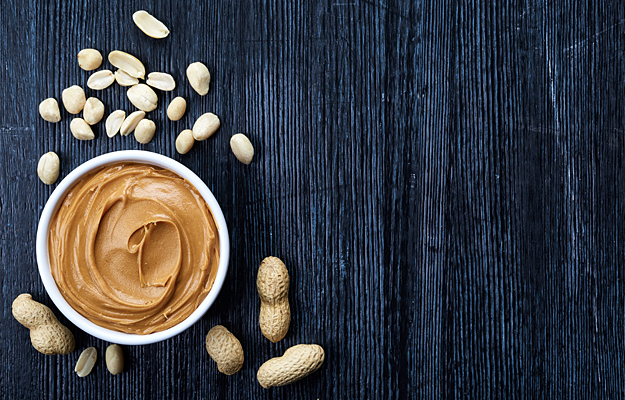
[1,0,625,398]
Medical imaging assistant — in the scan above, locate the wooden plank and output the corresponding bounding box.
[1,0,625,398]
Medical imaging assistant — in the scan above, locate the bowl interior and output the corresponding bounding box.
[36,151,230,345]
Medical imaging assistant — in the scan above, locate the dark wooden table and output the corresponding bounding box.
[2,0,625,398]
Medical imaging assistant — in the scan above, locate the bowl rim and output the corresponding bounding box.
[36,150,230,345]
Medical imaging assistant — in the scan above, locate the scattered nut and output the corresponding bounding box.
[257,257,290,342]
[75,347,97,378]
[77,49,102,71]
[105,344,124,375]
[12,293,75,355]
[230,134,254,165]
[167,97,186,121]
[62,85,86,114]
[257,344,325,388]
[106,110,126,137]
[83,97,105,125]
[108,50,145,79]
[70,118,95,140]
[127,84,158,112]
[120,111,146,136]
[38,98,61,123]
[175,129,195,154]
[87,70,115,90]
[132,10,170,38]
[134,119,156,144]
[37,152,60,185]
[187,62,210,95]
[146,72,176,91]
[192,113,220,141]
[115,69,139,86]
[205,325,244,375]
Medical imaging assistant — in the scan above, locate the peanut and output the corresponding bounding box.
[167,97,186,121]
[257,256,290,342]
[106,110,126,137]
[134,119,156,144]
[37,152,60,185]
[133,10,170,38]
[192,113,220,141]
[230,134,254,164]
[12,294,75,355]
[127,84,158,112]
[38,98,61,123]
[87,70,115,90]
[70,118,95,140]
[205,325,244,375]
[77,49,102,71]
[146,72,176,91]
[75,347,97,377]
[108,50,145,79]
[257,344,325,388]
[105,344,124,375]
[115,69,139,86]
[175,129,194,154]
[187,62,210,95]
[83,97,105,125]
[120,111,145,136]
[62,85,86,114]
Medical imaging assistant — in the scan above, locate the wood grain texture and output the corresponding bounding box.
[1,0,625,398]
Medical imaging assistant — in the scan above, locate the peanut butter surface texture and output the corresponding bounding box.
[49,163,219,334]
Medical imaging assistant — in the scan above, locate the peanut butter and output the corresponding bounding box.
[48,163,219,334]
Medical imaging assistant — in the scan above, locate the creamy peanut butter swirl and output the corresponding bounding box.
[49,163,219,334]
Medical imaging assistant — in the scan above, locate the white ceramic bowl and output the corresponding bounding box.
[36,150,230,345]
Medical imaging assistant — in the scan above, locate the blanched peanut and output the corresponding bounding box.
[134,119,156,144]
[120,111,145,136]
[70,118,95,140]
[127,84,157,112]
[167,97,186,121]
[37,152,60,185]
[87,70,115,90]
[77,49,102,71]
[133,10,170,38]
[115,69,139,86]
[62,86,86,114]
[75,347,97,377]
[83,97,105,125]
[108,50,145,79]
[175,129,194,154]
[192,113,220,141]
[187,62,210,95]
[146,72,175,91]
[106,110,126,137]
[105,344,124,375]
[39,98,61,123]
[230,134,254,164]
